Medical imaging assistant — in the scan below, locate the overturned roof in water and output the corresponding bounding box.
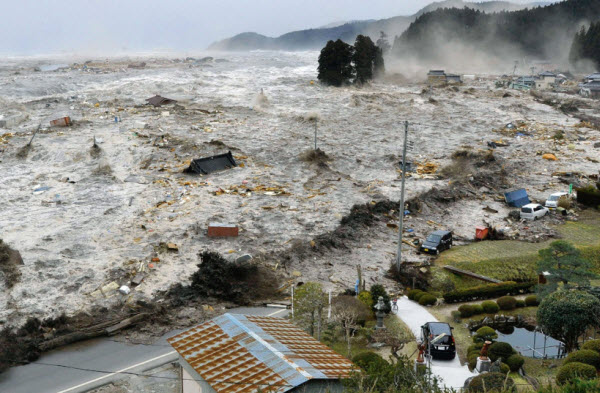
[167,313,354,393]
[504,188,531,208]
[185,151,237,175]
[146,95,177,107]
[428,70,446,76]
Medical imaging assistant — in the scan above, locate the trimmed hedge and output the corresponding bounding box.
[473,326,498,343]
[556,362,597,385]
[414,292,427,302]
[481,300,500,313]
[443,281,536,303]
[407,289,423,301]
[525,295,539,307]
[515,299,526,308]
[564,349,600,370]
[499,362,510,374]
[489,342,515,362]
[472,304,484,315]
[468,352,479,371]
[497,296,517,310]
[582,339,600,354]
[468,342,484,356]
[576,185,600,208]
[352,352,388,371]
[419,294,437,306]
[459,304,475,318]
[506,354,525,372]
[468,372,515,392]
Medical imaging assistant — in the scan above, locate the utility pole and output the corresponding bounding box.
[314,120,318,151]
[396,121,409,272]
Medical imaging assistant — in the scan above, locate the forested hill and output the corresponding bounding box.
[392,0,600,65]
[208,0,548,51]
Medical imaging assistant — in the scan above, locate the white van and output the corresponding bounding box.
[545,192,569,208]
[520,203,549,220]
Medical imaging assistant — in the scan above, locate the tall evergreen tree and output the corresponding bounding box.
[376,31,391,54]
[317,39,354,86]
[353,35,380,84]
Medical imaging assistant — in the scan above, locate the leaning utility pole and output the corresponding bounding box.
[396,121,409,272]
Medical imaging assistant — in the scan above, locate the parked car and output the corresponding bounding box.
[419,230,452,255]
[421,322,456,360]
[520,203,549,220]
[544,192,570,208]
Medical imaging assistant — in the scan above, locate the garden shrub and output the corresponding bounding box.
[489,342,515,362]
[473,326,498,343]
[468,372,515,392]
[443,281,536,303]
[468,352,479,371]
[581,339,600,354]
[506,354,525,372]
[451,310,462,322]
[472,304,484,315]
[516,299,526,308]
[525,295,539,307]
[458,304,475,318]
[556,362,597,385]
[497,296,517,310]
[352,352,388,371]
[500,362,511,374]
[407,289,423,301]
[418,294,437,306]
[564,349,600,370]
[414,291,427,302]
[481,300,500,314]
[468,342,483,356]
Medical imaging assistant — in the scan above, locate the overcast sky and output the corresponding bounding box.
[1,0,535,55]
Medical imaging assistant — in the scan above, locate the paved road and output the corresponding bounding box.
[393,296,475,389]
[0,306,289,393]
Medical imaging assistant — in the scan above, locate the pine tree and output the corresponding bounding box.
[376,31,391,54]
[317,39,354,86]
[353,35,380,84]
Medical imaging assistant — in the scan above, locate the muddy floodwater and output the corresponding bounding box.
[0,51,599,326]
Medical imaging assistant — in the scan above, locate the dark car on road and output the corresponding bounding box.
[419,230,452,255]
[421,322,456,360]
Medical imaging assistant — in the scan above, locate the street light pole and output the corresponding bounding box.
[396,120,409,272]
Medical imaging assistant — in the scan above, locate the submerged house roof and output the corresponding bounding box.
[184,151,237,175]
[585,73,600,80]
[146,95,177,107]
[428,70,446,76]
[167,314,355,393]
[539,71,556,77]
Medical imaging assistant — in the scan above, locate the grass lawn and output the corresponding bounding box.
[432,210,600,290]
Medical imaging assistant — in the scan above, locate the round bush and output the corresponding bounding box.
[525,295,539,307]
[473,326,498,343]
[582,339,600,354]
[497,296,517,310]
[506,354,525,372]
[459,304,475,318]
[472,304,484,315]
[468,352,479,371]
[481,300,500,314]
[407,289,423,301]
[564,349,600,370]
[468,342,484,356]
[556,362,597,385]
[515,299,526,308]
[499,362,511,374]
[489,342,515,362]
[418,294,437,306]
[468,372,515,392]
[451,310,462,322]
[414,292,427,302]
[352,352,388,371]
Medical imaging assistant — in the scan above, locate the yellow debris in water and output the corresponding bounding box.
[94,103,100,108]
[542,153,557,161]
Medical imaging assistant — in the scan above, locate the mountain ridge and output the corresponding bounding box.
[208,0,552,51]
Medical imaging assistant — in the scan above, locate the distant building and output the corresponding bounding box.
[536,71,556,89]
[584,73,600,83]
[168,313,355,393]
[515,76,537,88]
[427,70,447,84]
[580,81,600,99]
[427,70,462,84]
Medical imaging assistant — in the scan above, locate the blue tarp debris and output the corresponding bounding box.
[504,188,530,207]
[185,151,237,175]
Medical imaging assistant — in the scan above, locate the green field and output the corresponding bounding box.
[432,210,600,291]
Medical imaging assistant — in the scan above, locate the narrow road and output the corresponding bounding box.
[0,307,289,393]
[393,296,475,389]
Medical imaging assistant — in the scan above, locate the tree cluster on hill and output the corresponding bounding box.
[318,35,384,86]
[391,0,600,63]
[569,22,600,69]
